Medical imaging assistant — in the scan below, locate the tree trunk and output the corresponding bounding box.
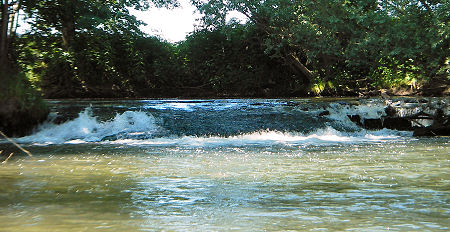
[61,18,75,50]
[0,0,9,67]
[8,0,19,42]
[287,53,315,85]
[61,1,75,51]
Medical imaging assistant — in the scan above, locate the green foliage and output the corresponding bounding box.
[0,68,48,116]
[21,0,179,34]
[178,23,299,96]
[16,0,182,98]
[16,34,81,97]
[16,31,184,97]
[0,63,50,136]
[10,0,449,98]
[193,0,449,95]
[369,58,420,89]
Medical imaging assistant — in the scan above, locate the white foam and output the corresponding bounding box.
[18,108,158,145]
[105,127,412,147]
[322,102,387,130]
[327,102,385,120]
[14,105,413,146]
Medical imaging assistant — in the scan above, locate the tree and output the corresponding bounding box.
[178,22,300,97]
[16,0,179,97]
[0,0,21,68]
[21,0,180,48]
[192,0,318,85]
[376,0,449,79]
[0,0,50,137]
[192,0,449,94]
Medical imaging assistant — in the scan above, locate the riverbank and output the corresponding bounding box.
[0,69,49,137]
[41,80,450,100]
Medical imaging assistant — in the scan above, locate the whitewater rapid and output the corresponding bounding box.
[15,101,413,146]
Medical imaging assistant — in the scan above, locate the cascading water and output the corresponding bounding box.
[17,98,421,146]
[0,98,448,232]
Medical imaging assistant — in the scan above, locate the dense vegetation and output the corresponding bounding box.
[1,0,449,99]
[1,0,48,136]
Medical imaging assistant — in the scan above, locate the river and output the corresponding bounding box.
[0,98,448,231]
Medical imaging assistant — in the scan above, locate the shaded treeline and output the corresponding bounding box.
[3,0,450,99]
[17,21,301,98]
[1,0,48,137]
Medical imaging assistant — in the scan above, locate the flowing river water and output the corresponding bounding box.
[0,98,449,231]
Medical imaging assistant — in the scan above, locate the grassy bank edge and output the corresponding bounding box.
[0,68,49,137]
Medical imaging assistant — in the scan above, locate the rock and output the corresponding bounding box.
[383,117,412,131]
[415,109,450,136]
[414,125,450,136]
[319,110,330,116]
[385,105,397,117]
[363,119,383,130]
[348,115,362,126]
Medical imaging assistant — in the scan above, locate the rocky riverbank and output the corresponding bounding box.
[347,97,449,137]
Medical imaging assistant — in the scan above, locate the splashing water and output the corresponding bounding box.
[1,98,448,232]
[16,101,412,146]
[19,108,158,144]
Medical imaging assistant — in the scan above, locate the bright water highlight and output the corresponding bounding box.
[1,98,449,231]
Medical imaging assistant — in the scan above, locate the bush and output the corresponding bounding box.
[0,68,49,137]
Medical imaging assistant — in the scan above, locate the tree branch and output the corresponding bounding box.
[419,0,432,12]
[0,130,33,158]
